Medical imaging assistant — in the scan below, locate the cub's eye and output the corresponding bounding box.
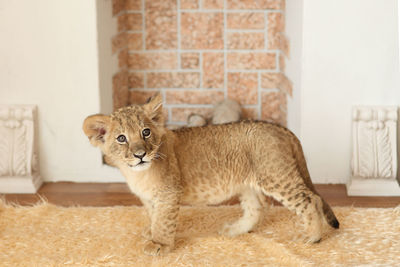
[116,135,127,143]
[142,128,151,138]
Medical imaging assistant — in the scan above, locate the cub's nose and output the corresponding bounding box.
[133,151,146,159]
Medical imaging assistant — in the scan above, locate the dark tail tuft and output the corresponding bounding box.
[322,200,340,229]
[330,218,340,229]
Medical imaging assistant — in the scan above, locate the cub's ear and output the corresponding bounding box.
[82,114,110,147]
[144,92,164,124]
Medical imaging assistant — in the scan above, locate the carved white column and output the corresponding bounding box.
[0,105,42,193]
[347,106,400,196]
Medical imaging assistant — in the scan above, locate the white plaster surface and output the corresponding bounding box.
[0,0,123,182]
[288,0,400,183]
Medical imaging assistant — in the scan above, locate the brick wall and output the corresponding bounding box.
[112,0,291,126]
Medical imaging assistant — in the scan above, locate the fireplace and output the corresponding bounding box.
[111,0,291,127]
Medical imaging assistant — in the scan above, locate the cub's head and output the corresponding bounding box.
[83,93,165,171]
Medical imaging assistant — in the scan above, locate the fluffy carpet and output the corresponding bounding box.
[0,200,399,267]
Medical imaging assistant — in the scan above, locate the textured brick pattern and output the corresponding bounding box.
[227,0,283,10]
[227,32,265,50]
[181,53,199,69]
[147,72,200,88]
[128,53,177,70]
[145,0,178,49]
[227,52,276,70]
[203,53,224,88]
[227,13,265,29]
[112,0,290,126]
[128,73,144,88]
[181,0,198,9]
[181,13,224,49]
[261,91,287,126]
[228,73,258,105]
[127,33,143,50]
[165,90,225,104]
[113,71,129,110]
[203,0,224,9]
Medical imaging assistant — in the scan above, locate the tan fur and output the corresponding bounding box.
[83,93,339,256]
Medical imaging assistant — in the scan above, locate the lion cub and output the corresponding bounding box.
[83,93,339,256]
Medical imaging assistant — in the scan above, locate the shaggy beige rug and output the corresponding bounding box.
[0,200,399,267]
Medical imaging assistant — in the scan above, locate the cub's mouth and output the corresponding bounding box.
[128,160,148,167]
[128,159,151,171]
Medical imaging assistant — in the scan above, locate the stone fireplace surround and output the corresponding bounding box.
[111,0,292,127]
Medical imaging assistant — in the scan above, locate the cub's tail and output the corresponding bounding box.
[322,199,340,229]
[290,134,340,229]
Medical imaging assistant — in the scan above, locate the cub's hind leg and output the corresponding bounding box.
[219,188,262,237]
[258,171,325,243]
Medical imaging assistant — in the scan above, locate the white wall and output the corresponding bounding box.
[97,0,119,115]
[0,0,123,182]
[291,0,400,183]
[286,0,304,138]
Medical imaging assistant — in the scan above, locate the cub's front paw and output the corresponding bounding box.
[219,222,235,237]
[304,234,322,244]
[219,222,247,237]
[141,226,152,240]
[143,240,172,256]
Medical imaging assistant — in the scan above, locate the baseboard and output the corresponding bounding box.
[346,177,400,196]
[0,175,43,194]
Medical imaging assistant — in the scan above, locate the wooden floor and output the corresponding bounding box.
[2,182,400,208]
